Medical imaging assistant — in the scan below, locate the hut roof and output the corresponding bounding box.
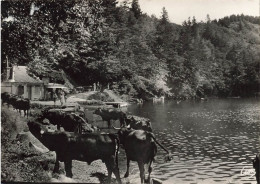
[13,66,43,83]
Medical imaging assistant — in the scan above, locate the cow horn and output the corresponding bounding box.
[40,130,44,134]
[112,126,121,130]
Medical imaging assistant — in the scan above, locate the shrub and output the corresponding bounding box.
[88,92,114,102]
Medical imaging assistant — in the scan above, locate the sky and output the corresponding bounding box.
[120,0,259,24]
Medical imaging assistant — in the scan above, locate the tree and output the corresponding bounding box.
[2,0,260,98]
[1,0,34,71]
[131,0,142,19]
[161,7,169,23]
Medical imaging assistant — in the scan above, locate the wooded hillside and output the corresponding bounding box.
[2,0,260,99]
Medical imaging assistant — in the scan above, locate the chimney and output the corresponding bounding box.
[9,66,15,82]
[5,56,15,82]
[5,57,10,81]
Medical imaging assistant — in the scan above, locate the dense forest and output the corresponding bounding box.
[2,0,260,99]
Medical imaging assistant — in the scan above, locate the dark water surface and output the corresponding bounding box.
[121,98,260,184]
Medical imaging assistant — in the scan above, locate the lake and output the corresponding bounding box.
[119,98,260,184]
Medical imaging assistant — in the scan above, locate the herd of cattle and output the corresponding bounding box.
[1,92,172,184]
[2,92,30,117]
[3,92,260,184]
[29,108,172,184]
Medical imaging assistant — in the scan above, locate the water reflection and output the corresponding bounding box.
[125,98,260,184]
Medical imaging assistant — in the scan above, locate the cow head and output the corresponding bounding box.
[113,125,132,146]
[93,107,102,115]
[124,115,153,132]
[28,120,58,151]
[28,120,48,139]
[28,120,57,136]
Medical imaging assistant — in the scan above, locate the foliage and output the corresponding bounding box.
[2,1,260,98]
[88,92,114,102]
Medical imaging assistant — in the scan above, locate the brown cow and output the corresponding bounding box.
[115,127,172,183]
[39,109,96,133]
[27,120,121,184]
[93,108,126,128]
[1,92,30,118]
[124,115,153,132]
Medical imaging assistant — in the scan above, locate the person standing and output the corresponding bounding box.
[53,91,58,107]
[64,91,68,103]
[60,90,65,106]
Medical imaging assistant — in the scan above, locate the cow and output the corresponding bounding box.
[114,127,172,183]
[124,115,153,132]
[1,92,11,105]
[13,98,30,118]
[27,120,122,184]
[93,108,126,128]
[253,154,260,184]
[5,94,18,109]
[39,109,96,133]
[1,92,31,118]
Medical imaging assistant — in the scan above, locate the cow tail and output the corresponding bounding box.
[148,132,172,162]
[148,132,169,154]
[78,123,82,134]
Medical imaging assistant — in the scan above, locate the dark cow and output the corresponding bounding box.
[116,127,172,183]
[253,154,260,184]
[13,98,30,118]
[1,92,11,105]
[124,115,152,132]
[1,92,30,118]
[40,109,96,133]
[27,120,121,184]
[6,94,18,109]
[93,108,126,128]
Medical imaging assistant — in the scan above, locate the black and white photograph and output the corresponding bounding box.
[1,0,260,183]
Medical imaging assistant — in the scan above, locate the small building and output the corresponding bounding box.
[1,66,45,100]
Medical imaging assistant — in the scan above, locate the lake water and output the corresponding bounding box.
[120,98,260,184]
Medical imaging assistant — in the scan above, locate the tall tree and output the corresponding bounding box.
[131,0,142,19]
[161,7,169,24]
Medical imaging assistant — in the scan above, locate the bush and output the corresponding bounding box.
[30,103,45,109]
[88,92,114,102]
[1,108,52,182]
[78,100,105,105]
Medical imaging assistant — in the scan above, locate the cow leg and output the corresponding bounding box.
[138,161,145,184]
[24,110,26,117]
[112,158,121,184]
[146,160,153,183]
[124,157,130,178]
[253,154,260,184]
[53,156,60,174]
[104,159,113,184]
[105,157,121,184]
[64,159,73,178]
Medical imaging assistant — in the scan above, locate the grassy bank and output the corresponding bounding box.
[1,107,52,182]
